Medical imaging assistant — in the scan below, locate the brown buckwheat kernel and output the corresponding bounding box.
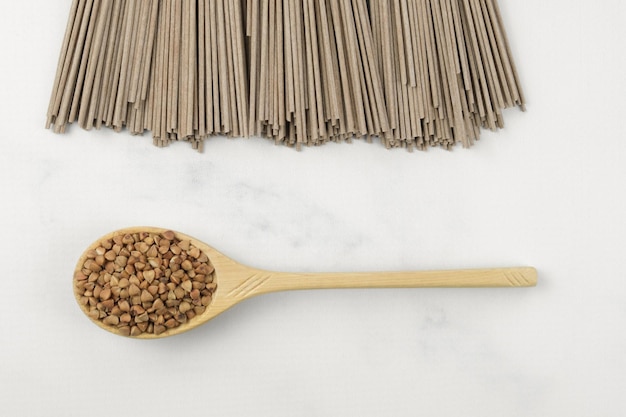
[75,231,216,336]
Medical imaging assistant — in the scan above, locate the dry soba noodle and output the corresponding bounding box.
[47,0,524,151]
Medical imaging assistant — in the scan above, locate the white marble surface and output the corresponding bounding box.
[1,1,625,416]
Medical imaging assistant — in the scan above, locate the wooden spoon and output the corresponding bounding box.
[74,227,537,339]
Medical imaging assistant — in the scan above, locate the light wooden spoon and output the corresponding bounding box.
[74,227,537,339]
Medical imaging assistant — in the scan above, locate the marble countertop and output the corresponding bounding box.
[1,1,625,416]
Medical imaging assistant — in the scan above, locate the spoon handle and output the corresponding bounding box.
[242,267,537,297]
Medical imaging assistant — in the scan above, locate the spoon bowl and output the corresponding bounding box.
[74,227,537,339]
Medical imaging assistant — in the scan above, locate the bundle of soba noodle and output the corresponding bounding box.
[46,0,524,151]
